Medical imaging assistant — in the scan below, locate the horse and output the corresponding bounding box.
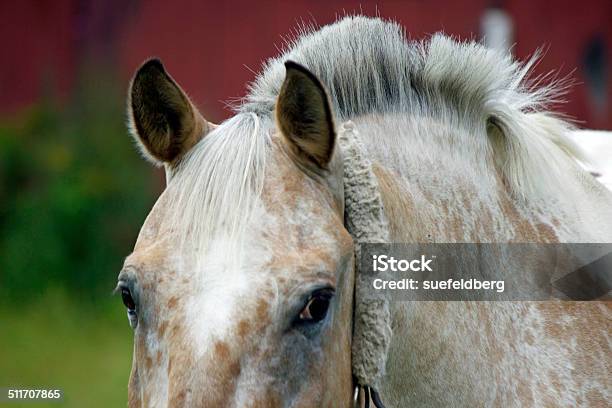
[118,16,612,407]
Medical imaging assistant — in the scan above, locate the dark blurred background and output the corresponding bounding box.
[0,1,610,406]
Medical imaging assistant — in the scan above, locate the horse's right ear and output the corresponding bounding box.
[127,58,212,166]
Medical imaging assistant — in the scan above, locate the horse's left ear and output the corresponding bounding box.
[128,58,213,166]
[276,61,336,169]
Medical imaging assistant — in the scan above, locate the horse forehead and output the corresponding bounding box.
[128,177,350,284]
[264,135,343,212]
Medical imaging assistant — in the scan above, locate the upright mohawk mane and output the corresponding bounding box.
[241,15,587,200]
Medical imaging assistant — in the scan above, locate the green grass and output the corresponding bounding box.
[0,289,133,407]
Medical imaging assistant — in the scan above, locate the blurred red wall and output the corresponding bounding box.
[1,0,611,128]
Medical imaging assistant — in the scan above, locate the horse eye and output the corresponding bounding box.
[120,286,138,329]
[298,289,334,323]
[121,287,136,311]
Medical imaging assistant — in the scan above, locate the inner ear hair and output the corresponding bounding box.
[276,61,336,169]
[128,58,209,166]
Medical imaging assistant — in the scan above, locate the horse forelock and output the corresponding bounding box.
[157,112,270,262]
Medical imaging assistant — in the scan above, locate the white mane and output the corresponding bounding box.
[242,15,587,199]
[164,15,591,253]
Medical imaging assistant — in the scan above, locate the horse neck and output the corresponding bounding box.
[352,114,612,244]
